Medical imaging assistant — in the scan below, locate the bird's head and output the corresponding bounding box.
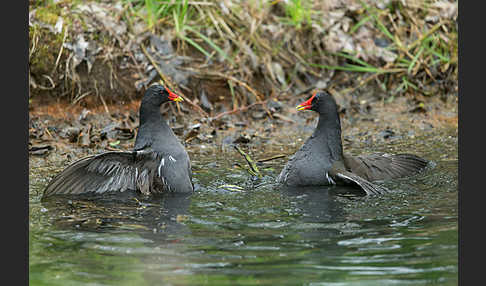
[143,84,184,107]
[296,91,338,114]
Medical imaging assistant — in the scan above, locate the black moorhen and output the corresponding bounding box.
[277,91,428,195]
[42,84,194,198]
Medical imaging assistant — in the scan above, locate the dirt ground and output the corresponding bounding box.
[29,85,458,166]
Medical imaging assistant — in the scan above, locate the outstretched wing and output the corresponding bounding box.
[42,151,161,197]
[343,153,428,182]
[331,170,390,196]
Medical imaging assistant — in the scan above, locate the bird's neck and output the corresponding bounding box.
[310,112,344,161]
[135,106,175,151]
[145,111,172,130]
[139,104,164,125]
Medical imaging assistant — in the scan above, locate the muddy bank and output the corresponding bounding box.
[29,87,457,167]
[29,1,458,110]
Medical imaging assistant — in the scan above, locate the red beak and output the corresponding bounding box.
[296,92,316,111]
[165,86,183,102]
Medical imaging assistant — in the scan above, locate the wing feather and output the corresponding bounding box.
[331,170,390,196]
[343,153,428,182]
[42,151,160,197]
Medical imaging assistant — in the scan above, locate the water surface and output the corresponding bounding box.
[29,129,458,285]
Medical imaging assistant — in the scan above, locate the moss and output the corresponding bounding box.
[29,22,68,75]
[33,4,63,25]
[29,0,75,75]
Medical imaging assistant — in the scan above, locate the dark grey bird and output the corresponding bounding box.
[42,84,194,198]
[277,91,428,195]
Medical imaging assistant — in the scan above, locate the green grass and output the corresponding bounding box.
[125,0,233,64]
[282,0,313,29]
[340,0,457,94]
[307,51,405,74]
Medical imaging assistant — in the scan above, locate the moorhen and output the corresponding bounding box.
[277,91,428,195]
[42,84,194,198]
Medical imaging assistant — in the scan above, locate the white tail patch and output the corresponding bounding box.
[158,155,176,178]
[326,172,336,185]
[158,158,165,177]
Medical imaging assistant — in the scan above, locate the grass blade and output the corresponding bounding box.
[180,35,212,58]
[408,45,424,74]
[185,26,234,64]
[334,52,373,68]
[350,15,371,34]
[308,62,404,74]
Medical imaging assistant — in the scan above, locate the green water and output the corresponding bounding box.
[29,130,458,286]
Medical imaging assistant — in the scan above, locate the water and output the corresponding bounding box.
[29,130,458,285]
